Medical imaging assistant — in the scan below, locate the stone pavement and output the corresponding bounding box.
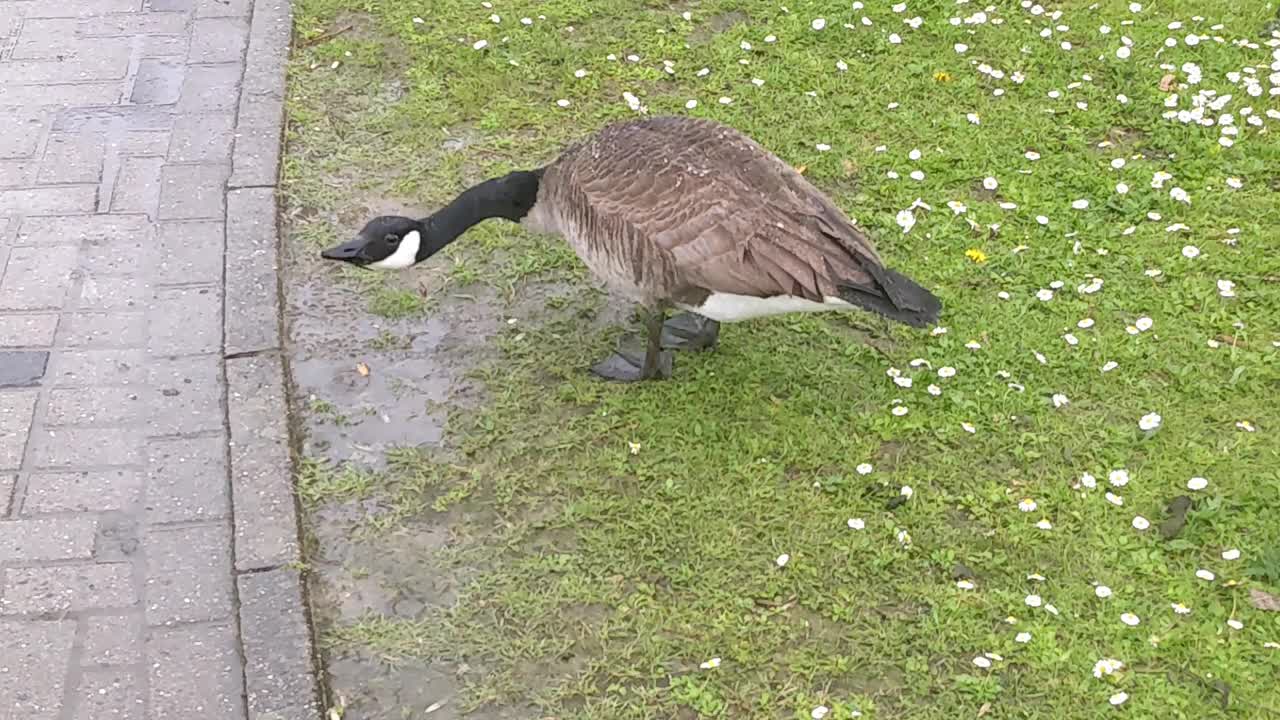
[0,1,319,719]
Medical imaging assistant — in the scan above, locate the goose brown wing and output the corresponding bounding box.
[548,116,891,304]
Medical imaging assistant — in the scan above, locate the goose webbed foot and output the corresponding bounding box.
[590,307,674,382]
[589,345,673,382]
[660,312,720,351]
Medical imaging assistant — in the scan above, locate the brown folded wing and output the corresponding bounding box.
[544,116,890,303]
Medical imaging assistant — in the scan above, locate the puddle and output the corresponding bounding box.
[282,188,547,718]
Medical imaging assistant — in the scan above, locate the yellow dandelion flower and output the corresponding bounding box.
[933,71,952,83]
[965,248,988,263]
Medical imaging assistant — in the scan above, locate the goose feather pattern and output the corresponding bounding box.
[523,116,941,326]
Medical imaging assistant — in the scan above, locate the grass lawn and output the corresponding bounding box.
[283,0,1280,717]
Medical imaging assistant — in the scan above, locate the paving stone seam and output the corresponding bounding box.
[220,1,323,718]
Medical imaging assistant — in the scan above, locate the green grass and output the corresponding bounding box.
[284,1,1280,718]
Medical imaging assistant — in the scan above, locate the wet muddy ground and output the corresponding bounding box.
[281,196,626,719]
[283,195,486,718]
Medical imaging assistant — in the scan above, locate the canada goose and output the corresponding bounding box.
[322,116,942,382]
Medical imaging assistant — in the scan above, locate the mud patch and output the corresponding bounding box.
[689,10,749,45]
[325,656,541,720]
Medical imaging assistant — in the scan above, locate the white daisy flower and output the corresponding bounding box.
[1096,585,1113,598]
[1072,198,1090,209]
[811,706,829,720]
[1186,476,1208,490]
[1080,472,1098,489]
[776,553,790,567]
[1016,631,1032,643]
[892,406,909,416]
[1171,602,1191,615]
[1195,569,1215,581]
[1025,594,1043,608]
[1222,548,1241,561]
[1037,289,1055,302]
[1052,393,1070,408]
[973,656,992,668]
[1036,519,1052,530]
[1139,413,1162,431]
[1182,245,1200,259]
[856,463,874,475]
[1135,316,1153,332]
[811,17,826,30]
[983,176,999,190]
[1105,492,1124,506]
[847,518,865,530]
[1132,515,1150,530]
[957,579,975,590]
[896,208,916,233]
[1019,498,1038,512]
[937,366,956,378]
[1093,658,1124,678]
[1121,613,1140,626]
[1110,691,1129,706]
[700,657,721,669]
[927,384,941,396]
[961,422,976,433]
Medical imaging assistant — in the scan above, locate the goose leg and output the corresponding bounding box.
[589,308,674,382]
[660,312,720,351]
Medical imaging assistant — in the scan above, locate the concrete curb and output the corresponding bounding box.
[223,1,323,719]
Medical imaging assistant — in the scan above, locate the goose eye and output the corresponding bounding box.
[384,233,400,245]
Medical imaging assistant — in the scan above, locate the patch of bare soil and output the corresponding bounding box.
[283,180,615,718]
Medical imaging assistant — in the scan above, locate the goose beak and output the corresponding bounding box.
[321,238,371,266]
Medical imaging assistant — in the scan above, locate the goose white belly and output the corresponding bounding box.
[679,292,856,322]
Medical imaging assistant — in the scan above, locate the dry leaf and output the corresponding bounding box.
[356,362,370,377]
[978,702,992,717]
[1159,73,1177,92]
[794,164,807,175]
[1250,588,1280,612]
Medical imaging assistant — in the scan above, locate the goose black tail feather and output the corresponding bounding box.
[836,266,942,329]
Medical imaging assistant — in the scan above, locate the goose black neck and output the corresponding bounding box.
[425,169,542,246]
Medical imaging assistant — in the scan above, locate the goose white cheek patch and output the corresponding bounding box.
[369,230,421,270]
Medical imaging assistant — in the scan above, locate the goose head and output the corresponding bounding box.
[321,215,430,271]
